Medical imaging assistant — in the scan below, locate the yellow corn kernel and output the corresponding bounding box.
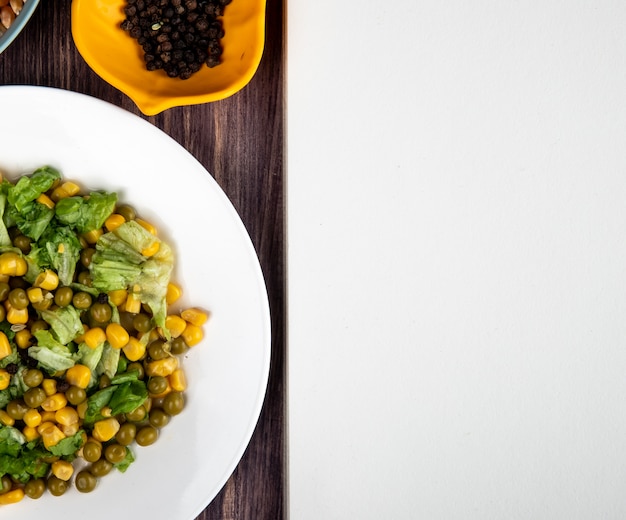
[0,488,25,505]
[166,283,182,305]
[0,332,11,361]
[27,286,44,303]
[39,423,66,449]
[0,275,8,284]
[82,228,103,244]
[169,368,187,392]
[40,410,57,423]
[41,393,68,412]
[51,460,74,481]
[83,327,106,349]
[163,315,187,339]
[141,240,160,257]
[36,193,55,209]
[76,401,88,420]
[62,181,80,196]
[15,329,32,349]
[136,218,157,235]
[146,356,179,377]
[65,364,91,389]
[106,323,130,349]
[61,422,80,437]
[0,252,27,276]
[23,408,42,428]
[50,186,69,202]
[56,407,79,426]
[0,369,9,391]
[42,378,57,396]
[0,410,14,426]
[181,308,209,327]
[123,292,142,314]
[92,417,120,443]
[181,323,204,347]
[34,269,59,291]
[5,303,28,325]
[104,213,126,232]
[22,425,39,442]
[108,289,127,307]
[123,337,146,362]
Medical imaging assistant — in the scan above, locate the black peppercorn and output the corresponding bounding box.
[120,0,227,79]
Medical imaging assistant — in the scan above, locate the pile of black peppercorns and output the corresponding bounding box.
[120,0,232,80]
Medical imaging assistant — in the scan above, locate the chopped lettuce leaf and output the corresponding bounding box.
[7,166,60,212]
[0,192,11,248]
[96,342,121,380]
[7,200,54,241]
[40,306,84,345]
[0,425,26,456]
[47,430,85,457]
[55,191,117,234]
[28,224,83,286]
[0,425,50,482]
[29,330,76,373]
[90,221,173,331]
[108,381,148,416]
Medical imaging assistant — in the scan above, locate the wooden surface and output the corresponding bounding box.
[0,1,285,519]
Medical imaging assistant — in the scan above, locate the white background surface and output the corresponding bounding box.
[287,1,626,518]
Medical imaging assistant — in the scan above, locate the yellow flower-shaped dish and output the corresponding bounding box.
[71,0,266,115]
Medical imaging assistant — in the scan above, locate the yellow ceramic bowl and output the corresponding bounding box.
[71,0,266,115]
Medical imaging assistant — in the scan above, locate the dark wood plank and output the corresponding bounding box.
[0,1,285,518]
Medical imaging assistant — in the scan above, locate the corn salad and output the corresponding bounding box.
[0,166,208,504]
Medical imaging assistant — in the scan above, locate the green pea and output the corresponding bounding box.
[47,475,68,497]
[90,459,113,477]
[0,475,12,494]
[80,248,96,268]
[90,302,112,323]
[125,404,147,422]
[72,291,92,309]
[104,443,127,464]
[75,470,97,493]
[148,340,170,360]
[0,282,9,302]
[6,399,28,420]
[163,391,185,416]
[115,423,137,446]
[24,478,45,499]
[13,234,31,254]
[23,368,44,388]
[149,408,171,429]
[66,385,87,405]
[30,319,48,333]
[117,204,136,222]
[127,362,145,380]
[147,376,168,395]
[170,336,188,355]
[77,271,92,287]
[82,441,102,463]
[132,313,152,333]
[135,425,158,446]
[54,286,74,307]
[23,388,46,408]
[8,287,28,309]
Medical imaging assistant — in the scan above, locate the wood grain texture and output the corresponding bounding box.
[0,1,285,518]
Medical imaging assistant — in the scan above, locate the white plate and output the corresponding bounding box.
[0,86,271,519]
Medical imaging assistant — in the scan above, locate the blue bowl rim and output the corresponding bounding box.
[0,0,41,55]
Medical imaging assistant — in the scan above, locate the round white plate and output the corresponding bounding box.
[0,86,271,519]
